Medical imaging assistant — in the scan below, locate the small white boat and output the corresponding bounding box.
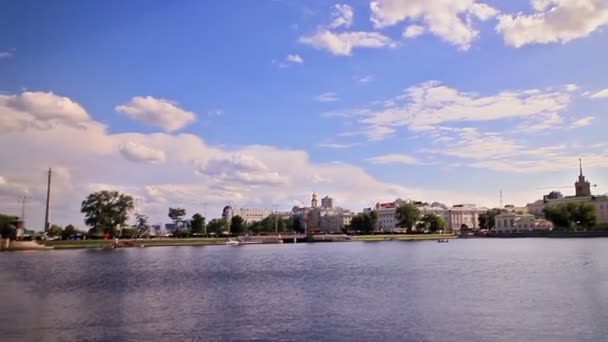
[226,238,240,246]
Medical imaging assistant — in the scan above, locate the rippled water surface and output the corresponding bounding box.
[1,239,608,341]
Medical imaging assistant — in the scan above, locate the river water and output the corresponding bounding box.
[1,239,607,341]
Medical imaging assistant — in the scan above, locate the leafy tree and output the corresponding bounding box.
[190,213,206,235]
[544,202,598,230]
[348,212,377,234]
[395,203,421,233]
[248,216,275,234]
[0,214,19,239]
[168,208,187,236]
[292,216,305,234]
[478,208,503,229]
[135,214,150,237]
[47,224,64,237]
[230,215,246,235]
[61,224,78,240]
[121,228,138,239]
[207,218,227,235]
[81,191,134,236]
[418,213,446,233]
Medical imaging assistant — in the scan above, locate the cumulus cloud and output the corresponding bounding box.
[366,154,419,165]
[370,0,499,50]
[403,24,425,38]
[120,141,166,164]
[115,96,196,132]
[0,91,92,133]
[497,0,608,47]
[329,4,354,29]
[590,88,608,99]
[315,92,339,102]
[299,30,394,56]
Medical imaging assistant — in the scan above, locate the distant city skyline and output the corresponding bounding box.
[1,0,608,229]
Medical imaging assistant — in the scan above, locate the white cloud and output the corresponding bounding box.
[329,4,354,29]
[356,75,374,83]
[565,84,578,92]
[0,51,14,59]
[318,142,361,149]
[403,25,425,38]
[366,154,419,165]
[299,30,394,56]
[115,96,196,132]
[497,0,608,48]
[315,92,339,102]
[0,91,91,132]
[120,141,166,164]
[357,81,571,134]
[286,54,304,63]
[590,88,608,99]
[570,116,594,128]
[370,0,499,50]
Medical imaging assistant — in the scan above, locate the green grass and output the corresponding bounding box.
[42,238,227,249]
[353,234,457,241]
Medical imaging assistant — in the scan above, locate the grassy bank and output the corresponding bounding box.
[353,234,457,242]
[43,238,227,249]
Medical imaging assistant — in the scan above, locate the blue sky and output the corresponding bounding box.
[1,0,608,228]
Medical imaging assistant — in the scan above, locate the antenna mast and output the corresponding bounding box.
[44,168,52,233]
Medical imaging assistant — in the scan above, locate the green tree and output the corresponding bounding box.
[348,212,377,234]
[207,218,227,235]
[292,216,305,234]
[395,202,421,233]
[418,213,446,233]
[81,191,134,236]
[61,224,78,240]
[47,224,64,237]
[544,202,598,230]
[190,213,206,235]
[230,215,246,235]
[135,214,150,237]
[168,208,187,236]
[0,214,19,239]
[478,208,503,229]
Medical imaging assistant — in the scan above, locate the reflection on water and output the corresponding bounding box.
[1,239,608,341]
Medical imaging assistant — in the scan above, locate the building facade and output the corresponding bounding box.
[367,200,485,233]
[494,212,553,233]
[292,193,353,233]
[526,160,608,224]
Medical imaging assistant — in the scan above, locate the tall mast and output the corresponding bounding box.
[44,168,52,233]
[579,158,583,177]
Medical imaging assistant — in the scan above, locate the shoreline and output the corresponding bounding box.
[8,234,457,251]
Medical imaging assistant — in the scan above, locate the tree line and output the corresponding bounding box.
[30,190,606,240]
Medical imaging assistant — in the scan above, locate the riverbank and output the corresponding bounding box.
[13,234,458,251]
[43,238,227,249]
[353,234,457,241]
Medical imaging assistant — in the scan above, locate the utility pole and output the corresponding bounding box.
[19,195,30,224]
[203,202,208,235]
[44,168,52,233]
[499,189,503,209]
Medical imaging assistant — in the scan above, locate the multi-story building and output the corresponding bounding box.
[292,193,353,233]
[494,212,553,233]
[526,160,608,224]
[222,206,274,225]
[366,200,485,233]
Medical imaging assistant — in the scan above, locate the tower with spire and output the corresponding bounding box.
[575,158,591,197]
[311,192,318,208]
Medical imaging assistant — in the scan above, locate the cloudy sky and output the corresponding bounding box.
[1,0,608,229]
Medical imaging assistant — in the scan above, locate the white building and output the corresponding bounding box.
[235,208,273,224]
[367,200,486,233]
[494,212,553,233]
